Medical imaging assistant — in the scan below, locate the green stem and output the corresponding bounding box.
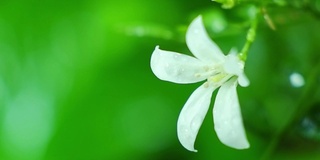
[239,14,258,61]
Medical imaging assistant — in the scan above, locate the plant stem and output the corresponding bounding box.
[239,15,258,62]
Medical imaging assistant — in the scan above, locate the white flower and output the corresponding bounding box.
[150,15,250,152]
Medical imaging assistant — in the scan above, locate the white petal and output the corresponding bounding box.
[150,46,209,84]
[228,48,238,55]
[223,54,250,87]
[223,54,243,76]
[177,84,216,152]
[186,16,225,63]
[238,73,250,87]
[213,78,249,149]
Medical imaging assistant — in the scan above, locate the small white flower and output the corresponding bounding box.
[150,15,250,152]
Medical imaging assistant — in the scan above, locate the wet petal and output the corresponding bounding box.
[213,78,249,149]
[177,84,216,152]
[151,46,208,84]
[186,16,225,63]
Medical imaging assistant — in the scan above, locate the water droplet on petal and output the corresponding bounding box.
[190,115,203,133]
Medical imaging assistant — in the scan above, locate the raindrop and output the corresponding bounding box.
[190,115,203,133]
[179,125,191,140]
[173,54,180,59]
[165,63,170,68]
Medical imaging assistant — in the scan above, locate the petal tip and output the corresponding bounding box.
[244,143,250,149]
[195,15,203,21]
[238,75,250,87]
[235,141,250,150]
[186,15,224,63]
[177,133,197,152]
[177,125,198,152]
[221,139,250,150]
[182,143,198,152]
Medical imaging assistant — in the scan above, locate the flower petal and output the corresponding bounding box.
[223,54,243,76]
[177,84,216,152]
[213,78,249,149]
[238,73,250,87]
[186,15,225,63]
[151,46,209,84]
[223,53,250,87]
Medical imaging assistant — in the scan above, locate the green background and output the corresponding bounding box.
[1,0,320,159]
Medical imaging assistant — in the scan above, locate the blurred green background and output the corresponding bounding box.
[1,0,320,159]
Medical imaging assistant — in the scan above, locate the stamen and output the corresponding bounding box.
[194,67,220,79]
[207,73,234,88]
[209,73,226,83]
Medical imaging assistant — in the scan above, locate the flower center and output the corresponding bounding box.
[197,64,234,88]
[207,70,233,87]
